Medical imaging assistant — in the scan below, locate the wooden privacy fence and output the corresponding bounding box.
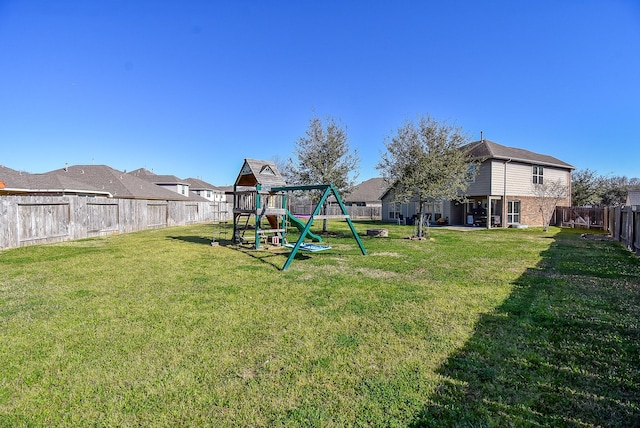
[607,205,640,255]
[0,195,232,250]
[555,205,640,255]
[555,206,607,229]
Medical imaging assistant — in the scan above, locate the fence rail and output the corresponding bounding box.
[0,195,232,250]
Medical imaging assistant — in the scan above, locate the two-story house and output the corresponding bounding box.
[129,168,191,197]
[381,139,575,227]
[184,177,226,202]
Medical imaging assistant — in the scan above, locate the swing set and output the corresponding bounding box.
[231,159,366,270]
[272,184,367,270]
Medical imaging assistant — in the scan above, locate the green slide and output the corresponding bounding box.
[286,210,322,242]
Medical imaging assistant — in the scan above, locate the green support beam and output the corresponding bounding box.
[254,184,262,249]
[280,184,366,271]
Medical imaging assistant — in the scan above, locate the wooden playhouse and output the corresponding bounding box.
[233,158,288,247]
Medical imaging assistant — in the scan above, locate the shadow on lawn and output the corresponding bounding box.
[168,235,216,246]
[235,246,312,270]
[167,235,312,270]
[411,229,640,427]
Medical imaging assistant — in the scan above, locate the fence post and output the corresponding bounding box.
[631,206,640,253]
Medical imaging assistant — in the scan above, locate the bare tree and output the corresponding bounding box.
[287,114,359,231]
[377,115,478,238]
[271,155,289,181]
[533,179,569,232]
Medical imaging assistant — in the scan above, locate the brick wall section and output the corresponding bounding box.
[510,195,571,227]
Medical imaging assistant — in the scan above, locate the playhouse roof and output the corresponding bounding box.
[234,158,287,189]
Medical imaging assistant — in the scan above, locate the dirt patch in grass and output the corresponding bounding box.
[580,233,616,242]
[354,267,399,279]
[369,251,403,258]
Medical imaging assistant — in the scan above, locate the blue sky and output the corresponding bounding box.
[1,1,639,186]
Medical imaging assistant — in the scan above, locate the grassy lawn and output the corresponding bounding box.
[1,221,639,426]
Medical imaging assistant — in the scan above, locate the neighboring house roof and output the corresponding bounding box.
[627,190,640,206]
[44,165,191,200]
[129,168,189,185]
[234,158,287,189]
[216,185,235,201]
[1,165,42,192]
[0,165,111,196]
[464,139,575,170]
[330,177,389,204]
[346,178,389,203]
[127,168,210,201]
[184,177,223,192]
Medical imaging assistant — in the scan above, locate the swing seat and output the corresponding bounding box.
[284,243,332,252]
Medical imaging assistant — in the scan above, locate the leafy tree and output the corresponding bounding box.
[571,168,604,206]
[571,169,640,207]
[286,114,360,231]
[533,179,569,232]
[376,115,478,238]
[601,176,640,206]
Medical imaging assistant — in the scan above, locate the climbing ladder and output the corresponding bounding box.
[233,212,253,243]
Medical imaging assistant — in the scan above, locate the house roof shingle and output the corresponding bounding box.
[1,165,37,190]
[128,168,189,185]
[44,165,191,200]
[0,165,111,196]
[184,177,223,192]
[342,178,389,203]
[464,140,575,170]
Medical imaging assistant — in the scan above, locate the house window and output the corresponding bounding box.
[389,203,401,219]
[466,164,476,183]
[507,200,520,224]
[533,165,544,184]
[425,200,444,221]
[206,190,211,198]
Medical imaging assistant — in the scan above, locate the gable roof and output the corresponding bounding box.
[627,190,640,206]
[128,168,188,185]
[342,178,389,203]
[0,165,111,196]
[44,165,191,200]
[464,140,575,170]
[234,158,287,189]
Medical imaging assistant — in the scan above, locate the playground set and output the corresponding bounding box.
[231,159,366,270]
